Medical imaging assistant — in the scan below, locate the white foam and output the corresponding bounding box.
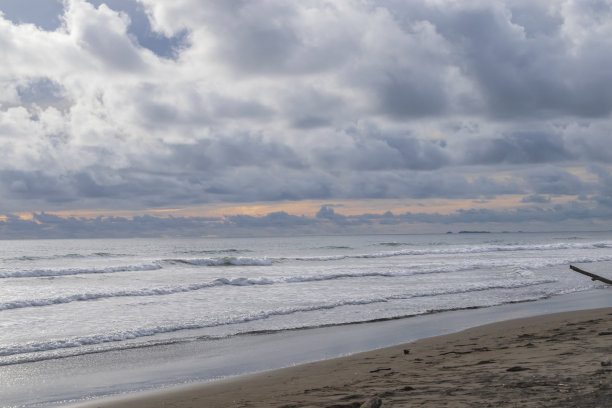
[0,263,162,278]
[164,256,272,266]
[3,250,608,312]
[293,241,612,262]
[0,279,559,359]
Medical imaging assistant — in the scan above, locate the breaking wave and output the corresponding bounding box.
[163,257,272,266]
[0,279,555,360]
[0,264,162,279]
[293,241,612,262]
[0,263,560,312]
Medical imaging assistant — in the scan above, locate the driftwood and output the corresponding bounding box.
[569,265,612,285]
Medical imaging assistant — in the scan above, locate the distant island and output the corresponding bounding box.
[458,231,491,234]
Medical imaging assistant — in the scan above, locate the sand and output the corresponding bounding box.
[72,307,612,408]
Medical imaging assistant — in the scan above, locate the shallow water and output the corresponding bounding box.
[1,232,612,406]
[1,232,611,366]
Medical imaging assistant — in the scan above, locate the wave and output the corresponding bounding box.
[292,241,612,262]
[0,266,475,311]
[176,249,251,255]
[0,257,272,279]
[1,248,609,309]
[0,272,399,312]
[0,276,277,311]
[0,279,556,359]
[376,242,406,247]
[316,246,353,250]
[6,252,131,262]
[172,241,612,264]
[406,279,557,299]
[163,256,272,266]
[0,263,162,279]
[0,257,271,280]
[0,259,558,313]
[6,241,608,280]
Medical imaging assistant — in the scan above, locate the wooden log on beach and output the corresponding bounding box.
[569,265,612,285]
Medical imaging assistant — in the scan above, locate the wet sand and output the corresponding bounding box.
[73,307,612,407]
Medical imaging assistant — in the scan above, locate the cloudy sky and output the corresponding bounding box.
[1,0,612,238]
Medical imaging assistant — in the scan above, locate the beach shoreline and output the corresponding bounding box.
[3,288,611,407]
[69,305,612,407]
[3,233,612,407]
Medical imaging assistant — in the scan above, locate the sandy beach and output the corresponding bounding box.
[71,307,612,408]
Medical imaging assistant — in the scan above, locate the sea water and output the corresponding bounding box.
[1,231,612,405]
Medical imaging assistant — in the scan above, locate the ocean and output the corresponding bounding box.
[1,231,612,406]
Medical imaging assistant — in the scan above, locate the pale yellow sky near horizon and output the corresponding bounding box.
[3,195,578,222]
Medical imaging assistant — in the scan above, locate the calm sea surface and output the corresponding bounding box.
[1,231,611,369]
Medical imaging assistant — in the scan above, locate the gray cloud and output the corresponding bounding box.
[518,166,590,196]
[521,194,551,204]
[462,131,575,165]
[227,212,314,228]
[425,2,612,119]
[312,133,450,171]
[1,0,612,233]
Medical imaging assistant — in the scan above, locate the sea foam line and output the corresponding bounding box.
[0,279,557,359]
[5,252,130,262]
[4,241,609,280]
[0,263,162,279]
[0,251,603,311]
[163,242,612,265]
[164,256,272,266]
[0,272,392,312]
[0,257,272,279]
[0,266,479,312]
[0,277,275,311]
[292,241,612,262]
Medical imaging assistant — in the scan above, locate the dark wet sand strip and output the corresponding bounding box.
[71,307,612,407]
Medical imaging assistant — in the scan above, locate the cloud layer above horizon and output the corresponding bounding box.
[2,0,612,235]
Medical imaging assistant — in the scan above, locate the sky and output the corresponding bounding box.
[1,0,612,238]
